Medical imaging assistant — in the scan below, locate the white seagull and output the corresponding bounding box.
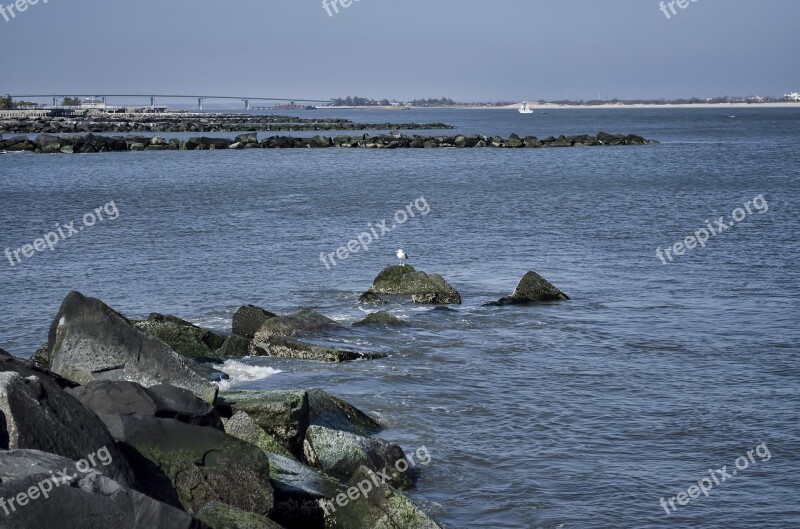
[396,249,409,266]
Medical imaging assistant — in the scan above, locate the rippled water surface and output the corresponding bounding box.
[1,108,799,528]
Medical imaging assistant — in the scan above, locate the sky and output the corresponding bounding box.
[0,0,798,103]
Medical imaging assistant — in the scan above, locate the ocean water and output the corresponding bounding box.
[1,108,798,528]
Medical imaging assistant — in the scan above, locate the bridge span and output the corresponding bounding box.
[7,94,334,110]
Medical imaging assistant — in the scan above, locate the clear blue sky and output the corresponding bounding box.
[0,0,797,101]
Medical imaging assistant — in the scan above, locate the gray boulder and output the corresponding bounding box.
[132,313,225,362]
[307,388,381,436]
[364,266,461,305]
[324,466,442,529]
[251,309,342,342]
[38,291,217,403]
[223,411,295,459]
[268,451,343,529]
[233,305,277,339]
[357,292,387,305]
[0,450,205,529]
[252,336,387,362]
[217,334,252,357]
[0,371,134,486]
[487,271,570,306]
[304,426,412,488]
[353,311,407,327]
[66,380,223,439]
[195,502,285,529]
[114,415,274,516]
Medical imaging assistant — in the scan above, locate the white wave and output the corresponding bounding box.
[215,358,282,390]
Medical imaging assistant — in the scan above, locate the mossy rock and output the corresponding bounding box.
[353,311,406,327]
[365,266,461,305]
[133,313,225,362]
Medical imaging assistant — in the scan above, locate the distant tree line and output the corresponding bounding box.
[0,95,41,109]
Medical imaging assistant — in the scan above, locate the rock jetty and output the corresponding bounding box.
[0,131,657,153]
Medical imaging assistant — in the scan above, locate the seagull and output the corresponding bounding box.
[396,249,409,266]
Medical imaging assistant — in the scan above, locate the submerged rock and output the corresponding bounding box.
[0,371,135,486]
[0,450,204,529]
[37,291,217,403]
[363,265,461,305]
[252,336,387,362]
[487,271,570,306]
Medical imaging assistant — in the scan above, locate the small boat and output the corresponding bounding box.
[518,101,533,114]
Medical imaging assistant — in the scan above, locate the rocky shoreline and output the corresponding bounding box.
[0,113,454,134]
[0,131,657,153]
[0,267,568,528]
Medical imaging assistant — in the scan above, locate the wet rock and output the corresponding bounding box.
[364,265,461,305]
[223,411,295,459]
[357,292,387,305]
[0,371,135,486]
[304,426,412,489]
[252,336,387,362]
[268,451,343,529]
[307,388,381,437]
[132,313,225,362]
[216,390,309,457]
[324,466,442,529]
[0,450,205,529]
[252,309,342,341]
[182,357,230,383]
[353,311,406,327]
[195,501,285,529]
[115,415,273,516]
[233,304,277,339]
[487,271,570,306]
[217,334,252,357]
[67,380,223,439]
[37,291,218,403]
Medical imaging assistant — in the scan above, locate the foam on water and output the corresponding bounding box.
[215,358,282,390]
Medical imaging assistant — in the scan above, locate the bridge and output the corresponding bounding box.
[7,94,334,110]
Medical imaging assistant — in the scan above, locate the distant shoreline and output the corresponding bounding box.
[324,102,800,111]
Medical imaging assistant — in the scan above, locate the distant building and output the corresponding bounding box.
[784,92,800,102]
[81,97,107,109]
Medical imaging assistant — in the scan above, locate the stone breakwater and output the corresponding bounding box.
[0,113,454,134]
[0,131,657,153]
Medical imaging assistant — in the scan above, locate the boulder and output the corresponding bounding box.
[0,450,205,529]
[304,426,412,489]
[0,346,78,389]
[234,132,259,144]
[38,291,217,403]
[132,313,225,362]
[232,304,277,339]
[115,415,274,516]
[195,502,285,529]
[252,336,387,362]
[223,411,295,459]
[364,265,461,305]
[307,388,381,437]
[217,334,252,357]
[324,466,442,529]
[216,390,309,457]
[267,452,343,529]
[182,357,230,383]
[67,380,223,439]
[0,372,135,486]
[487,271,570,306]
[353,311,406,327]
[357,292,387,305]
[251,309,342,341]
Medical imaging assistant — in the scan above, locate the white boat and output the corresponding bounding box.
[518,101,533,114]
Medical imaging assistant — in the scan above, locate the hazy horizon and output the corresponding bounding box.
[0,0,798,102]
